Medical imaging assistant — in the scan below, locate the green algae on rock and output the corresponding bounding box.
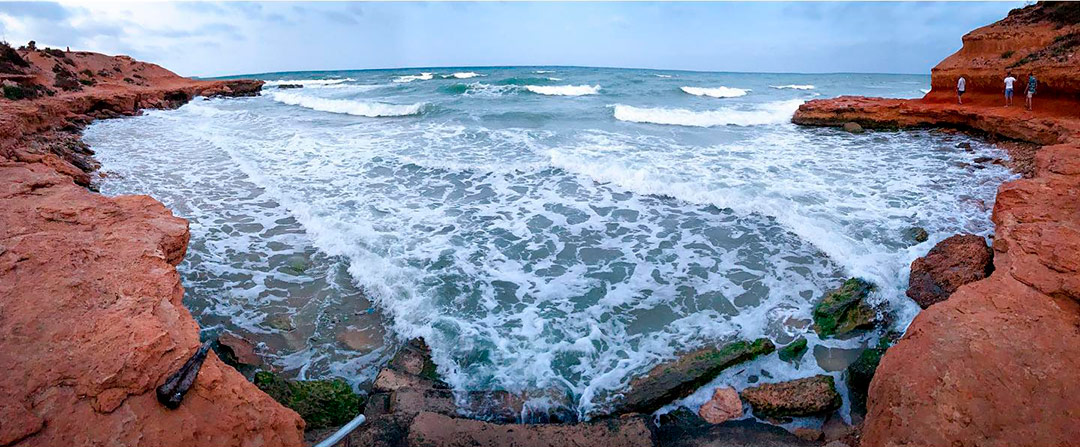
[608,338,775,415]
[813,278,878,338]
[778,337,808,362]
[254,371,364,430]
[846,342,890,415]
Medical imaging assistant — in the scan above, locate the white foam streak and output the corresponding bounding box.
[394,72,434,83]
[443,72,482,79]
[270,91,424,117]
[613,100,803,127]
[771,84,815,90]
[525,85,601,96]
[680,86,749,98]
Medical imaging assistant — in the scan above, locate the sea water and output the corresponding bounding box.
[85,67,1013,419]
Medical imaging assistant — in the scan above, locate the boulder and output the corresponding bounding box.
[822,414,856,443]
[403,411,655,447]
[608,338,775,415]
[698,386,743,424]
[655,409,817,447]
[777,337,808,362]
[906,234,993,308]
[902,226,929,244]
[217,332,261,367]
[253,371,364,430]
[812,278,878,338]
[842,122,865,133]
[793,428,823,442]
[846,345,886,416]
[740,375,841,418]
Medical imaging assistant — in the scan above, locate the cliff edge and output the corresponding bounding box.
[0,44,305,446]
[793,3,1080,446]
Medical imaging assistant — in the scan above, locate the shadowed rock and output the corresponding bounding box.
[607,338,775,415]
[907,234,993,308]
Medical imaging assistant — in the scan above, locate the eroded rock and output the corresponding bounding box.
[812,278,878,338]
[608,338,775,415]
[697,386,743,424]
[740,375,841,418]
[906,234,993,308]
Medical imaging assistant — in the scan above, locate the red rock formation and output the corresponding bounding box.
[906,234,994,308]
[697,387,743,424]
[0,46,304,446]
[792,3,1080,446]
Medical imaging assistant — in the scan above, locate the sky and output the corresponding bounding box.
[0,1,1026,77]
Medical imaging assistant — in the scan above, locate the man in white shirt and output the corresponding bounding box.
[1004,73,1017,107]
[957,76,966,104]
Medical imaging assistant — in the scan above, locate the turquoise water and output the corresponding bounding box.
[86,67,1011,419]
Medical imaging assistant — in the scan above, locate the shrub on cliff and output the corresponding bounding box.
[0,41,31,74]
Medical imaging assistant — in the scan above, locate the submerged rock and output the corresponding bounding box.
[778,337,808,362]
[842,122,865,134]
[903,226,929,244]
[740,375,842,418]
[608,338,775,415]
[656,408,816,447]
[697,386,743,424]
[812,278,878,338]
[254,371,364,430]
[907,234,993,308]
[846,345,886,417]
[277,83,303,89]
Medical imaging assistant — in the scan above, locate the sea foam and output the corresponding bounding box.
[770,84,815,90]
[613,99,803,127]
[394,72,434,83]
[680,86,749,98]
[525,85,601,96]
[270,91,425,117]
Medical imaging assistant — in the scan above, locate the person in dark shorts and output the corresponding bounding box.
[957,76,966,104]
[1026,73,1037,111]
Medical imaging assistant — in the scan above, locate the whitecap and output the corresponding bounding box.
[770,85,816,90]
[524,85,601,96]
[393,72,434,83]
[680,86,749,98]
[612,99,803,127]
[654,74,672,78]
[270,91,425,117]
[443,72,482,79]
[263,78,355,88]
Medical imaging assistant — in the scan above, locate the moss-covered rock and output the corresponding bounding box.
[607,338,775,415]
[846,339,891,415]
[740,375,842,418]
[813,278,878,338]
[778,337,808,362]
[254,371,364,430]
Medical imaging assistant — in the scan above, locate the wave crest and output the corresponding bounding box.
[770,84,815,90]
[612,100,803,127]
[680,86,748,98]
[270,92,425,117]
[394,73,434,83]
[524,85,601,96]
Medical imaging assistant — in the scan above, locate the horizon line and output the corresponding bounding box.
[203,64,928,80]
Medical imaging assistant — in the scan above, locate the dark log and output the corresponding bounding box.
[156,339,214,409]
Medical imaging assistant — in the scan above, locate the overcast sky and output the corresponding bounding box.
[0,1,1025,77]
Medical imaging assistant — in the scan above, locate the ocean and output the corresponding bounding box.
[85,67,1013,419]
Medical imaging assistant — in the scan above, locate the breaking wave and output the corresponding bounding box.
[524,85,601,96]
[612,99,803,127]
[394,73,434,83]
[270,92,425,117]
[680,86,749,98]
[770,85,815,90]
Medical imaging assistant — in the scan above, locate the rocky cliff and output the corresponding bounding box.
[793,3,1080,446]
[925,2,1079,109]
[0,43,305,446]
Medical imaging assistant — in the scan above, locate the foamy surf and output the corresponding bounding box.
[770,84,815,90]
[613,99,804,127]
[524,85,601,96]
[443,72,482,79]
[680,86,749,98]
[270,91,425,117]
[263,78,354,88]
[394,72,434,83]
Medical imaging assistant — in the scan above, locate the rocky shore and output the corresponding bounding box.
[793,3,1080,445]
[2,2,1078,446]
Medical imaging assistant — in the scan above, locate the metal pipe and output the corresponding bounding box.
[313,414,366,447]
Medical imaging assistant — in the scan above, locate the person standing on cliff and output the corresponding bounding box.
[1025,73,1037,111]
[1004,73,1017,107]
[957,76,966,104]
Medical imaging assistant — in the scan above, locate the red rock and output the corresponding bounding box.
[697,387,743,424]
[792,4,1080,446]
[0,48,299,446]
[906,234,994,308]
[739,376,841,418]
[793,428,822,442]
[218,332,261,367]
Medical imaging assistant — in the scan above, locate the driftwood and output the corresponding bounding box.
[157,339,214,409]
